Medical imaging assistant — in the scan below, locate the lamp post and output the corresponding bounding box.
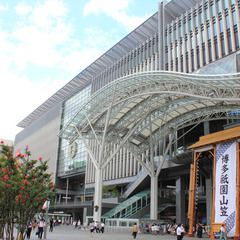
[44,201,50,239]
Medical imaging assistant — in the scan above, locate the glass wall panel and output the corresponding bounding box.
[232,11,237,25]
[211,5,216,17]
[226,15,230,29]
[58,85,91,177]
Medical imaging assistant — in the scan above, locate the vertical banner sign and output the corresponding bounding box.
[215,141,236,237]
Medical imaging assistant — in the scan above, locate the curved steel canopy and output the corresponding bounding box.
[59,71,240,154]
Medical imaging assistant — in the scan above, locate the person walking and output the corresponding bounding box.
[219,225,227,240]
[89,220,95,237]
[26,220,32,239]
[49,218,53,232]
[197,224,203,238]
[138,222,143,235]
[101,222,105,233]
[132,223,138,239]
[176,224,185,240]
[77,220,81,230]
[37,218,45,240]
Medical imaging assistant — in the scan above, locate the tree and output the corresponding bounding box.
[0,141,55,240]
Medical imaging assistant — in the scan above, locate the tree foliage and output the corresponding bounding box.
[0,141,55,240]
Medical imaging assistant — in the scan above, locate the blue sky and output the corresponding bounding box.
[0,0,162,140]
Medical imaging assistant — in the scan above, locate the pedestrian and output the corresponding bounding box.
[138,222,142,234]
[132,223,138,239]
[83,221,87,230]
[73,220,76,230]
[176,224,185,240]
[26,220,32,239]
[219,225,227,240]
[145,223,149,234]
[197,223,203,238]
[95,221,100,233]
[77,220,81,230]
[89,220,95,237]
[49,218,53,232]
[33,220,37,231]
[101,222,105,233]
[37,218,45,240]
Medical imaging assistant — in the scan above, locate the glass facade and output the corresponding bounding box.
[165,0,239,71]
[58,85,91,177]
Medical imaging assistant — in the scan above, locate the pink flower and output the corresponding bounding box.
[24,180,28,185]
[39,157,42,160]
[51,184,54,188]
[36,198,39,201]
[22,200,25,203]
[6,184,10,188]
[22,187,25,190]
[16,199,19,203]
[4,175,8,180]
[8,171,12,174]
[33,178,37,182]
[1,140,4,144]
[9,156,13,159]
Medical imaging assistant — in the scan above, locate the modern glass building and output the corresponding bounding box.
[15,0,240,226]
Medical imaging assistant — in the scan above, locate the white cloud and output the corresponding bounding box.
[15,3,32,15]
[11,0,73,72]
[1,0,137,140]
[83,0,149,31]
[0,69,66,140]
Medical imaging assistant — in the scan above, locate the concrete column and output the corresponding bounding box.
[206,176,213,225]
[182,36,187,73]
[158,2,164,70]
[222,11,229,55]
[193,29,198,71]
[150,175,158,220]
[210,19,216,61]
[228,0,236,52]
[204,23,210,64]
[168,44,172,71]
[235,0,240,45]
[151,55,154,71]
[173,42,177,71]
[215,4,222,58]
[93,167,103,222]
[66,178,69,203]
[83,207,87,223]
[176,176,186,225]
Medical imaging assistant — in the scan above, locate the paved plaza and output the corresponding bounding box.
[29,225,210,240]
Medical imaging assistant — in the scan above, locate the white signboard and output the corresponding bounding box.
[215,141,236,237]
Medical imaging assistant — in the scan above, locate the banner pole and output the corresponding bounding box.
[234,141,240,240]
[188,152,201,237]
[210,145,216,239]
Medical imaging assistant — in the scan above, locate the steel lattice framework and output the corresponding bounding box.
[59,70,240,222]
[59,71,240,154]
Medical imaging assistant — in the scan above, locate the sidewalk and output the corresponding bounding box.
[30,225,210,240]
